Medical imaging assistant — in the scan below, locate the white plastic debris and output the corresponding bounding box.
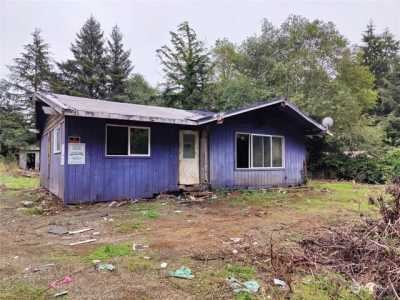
[229,237,242,243]
[160,262,168,269]
[273,278,288,288]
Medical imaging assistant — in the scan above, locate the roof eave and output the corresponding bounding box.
[63,110,198,125]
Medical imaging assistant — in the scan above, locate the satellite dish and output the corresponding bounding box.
[322,117,334,129]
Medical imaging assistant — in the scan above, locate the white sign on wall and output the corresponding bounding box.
[68,143,85,165]
[60,144,65,165]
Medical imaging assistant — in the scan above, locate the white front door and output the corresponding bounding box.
[179,130,199,185]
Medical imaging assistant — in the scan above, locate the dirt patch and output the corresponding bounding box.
[0,181,384,299]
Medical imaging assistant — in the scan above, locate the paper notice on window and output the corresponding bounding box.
[61,144,65,165]
[68,143,85,165]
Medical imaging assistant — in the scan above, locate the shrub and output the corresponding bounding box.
[309,152,386,184]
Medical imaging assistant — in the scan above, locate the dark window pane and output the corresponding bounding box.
[130,128,149,155]
[106,126,128,155]
[272,137,283,167]
[183,133,195,158]
[236,134,249,168]
[263,136,271,167]
[252,135,263,167]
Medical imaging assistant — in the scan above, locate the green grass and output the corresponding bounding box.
[114,221,143,233]
[22,207,43,216]
[0,281,49,300]
[125,255,154,272]
[85,243,132,261]
[225,264,257,281]
[292,274,373,300]
[130,202,161,220]
[0,175,39,190]
[226,181,382,218]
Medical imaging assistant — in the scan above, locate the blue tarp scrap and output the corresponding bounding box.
[226,276,260,294]
[168,266,194,279]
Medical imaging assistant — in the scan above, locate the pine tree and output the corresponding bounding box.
[7,29,53,110]
[107,25,133,101]
[57,16,108,98]
[156,22,213,109]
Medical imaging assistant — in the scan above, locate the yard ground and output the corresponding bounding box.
[0,164,383,299]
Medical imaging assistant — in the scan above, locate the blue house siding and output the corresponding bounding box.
[39,117,65,199]
[63,116,181,204]
[208,113,307,189]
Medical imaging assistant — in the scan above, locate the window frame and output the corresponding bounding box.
[105,124,151,157]
[235,132,285,170]
[53,126,61,154]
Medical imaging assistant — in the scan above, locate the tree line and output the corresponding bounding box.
[1,15,400,164]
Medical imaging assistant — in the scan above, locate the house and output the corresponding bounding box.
[34,92,326,204]
[18,145,40,171]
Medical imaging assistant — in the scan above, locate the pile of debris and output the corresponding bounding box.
[177,191,216,204]
[298,177,400,298]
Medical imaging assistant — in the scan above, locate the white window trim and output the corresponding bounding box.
[53,126,61,154]
[235,132,285,170]
[105,124,151,157]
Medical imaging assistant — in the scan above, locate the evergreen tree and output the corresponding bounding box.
[125,73,159,105]
[361,22,400,146]
[57,16,108,98]
[107,25,133,101]
[0,80,35,155]
[7,28,53,111]
[157,22,213,109]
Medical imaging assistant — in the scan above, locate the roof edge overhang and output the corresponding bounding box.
[198,98,327,134]
[34,92,198,125]
[35,92,327,133]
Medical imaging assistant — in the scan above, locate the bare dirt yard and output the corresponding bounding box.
[0,166,385,299]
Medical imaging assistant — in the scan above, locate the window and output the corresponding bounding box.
[107,126,128,155]
[182,133,195,158]
[236,133,284,169]
[236,134,250,168]
[53,126,61,154]
[130,127,150,155]
[106,125,150,156]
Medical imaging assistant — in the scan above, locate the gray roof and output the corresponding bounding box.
[36,93,214,125]
[35,92,326,132]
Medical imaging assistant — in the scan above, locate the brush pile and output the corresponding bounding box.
[299,177,400,298]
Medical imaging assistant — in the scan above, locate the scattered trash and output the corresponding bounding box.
[92,260,101,265]
[54,291,68,297]
[69,239,96,246]
[92,232,100,236]
[48,225,68,235]
[24,263,55,273]
[160,262,168,269]
[227,277,260,294]
[116,200,129,207]
[365,282,377,294]
[229,237,242,243]
[174,210,183,213]
[351,282,362,294]
[22,201,34,208]
[97,263,115,272]
[143,256,151,260]
[68,228,93,235]
[273,278,288,289]
[108,201,117,207]
[168,266,194,279]
[49,276,73,289]
[132,243,148,251]
[232,249,238,255]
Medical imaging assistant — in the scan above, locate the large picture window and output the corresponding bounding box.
[235,133,284,169]
[106,125,150,156]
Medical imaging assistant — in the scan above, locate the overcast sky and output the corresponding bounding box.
[1,0,399,86]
